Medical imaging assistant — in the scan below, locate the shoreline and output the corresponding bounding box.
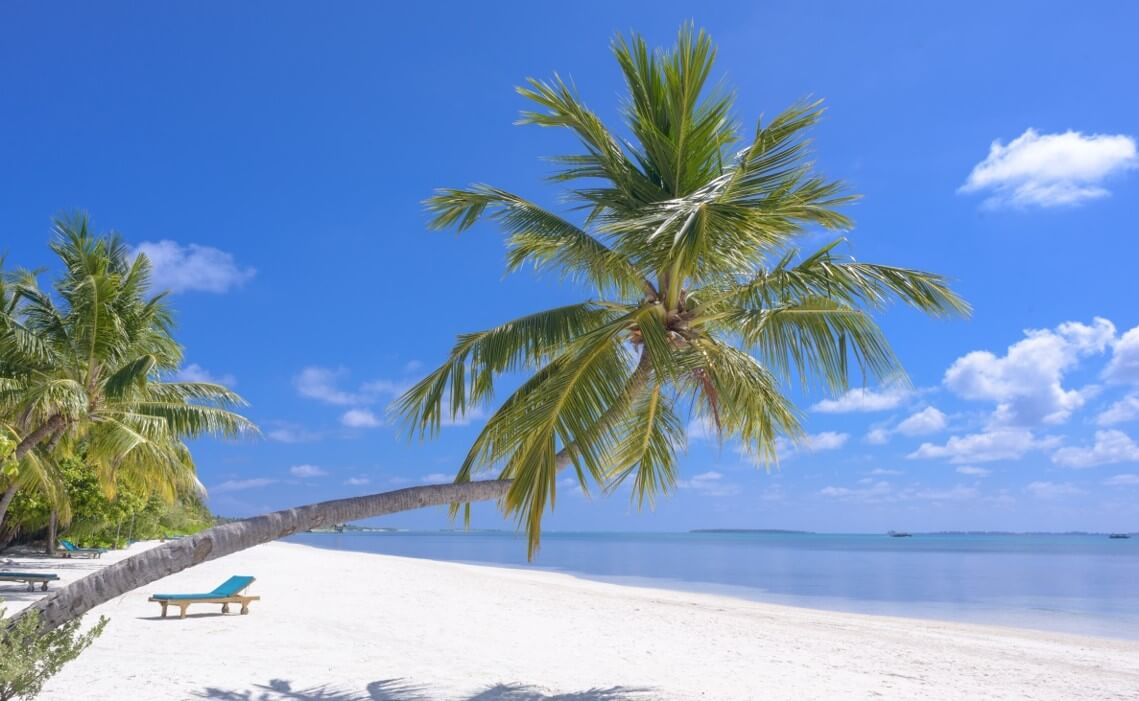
[285,537,1138,643]
[3,540,1136,700]
[284,530,1139,642]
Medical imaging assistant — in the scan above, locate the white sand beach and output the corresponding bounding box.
[3,540,1136,700]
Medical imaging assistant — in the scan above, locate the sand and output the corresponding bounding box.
[2,540,1136,700]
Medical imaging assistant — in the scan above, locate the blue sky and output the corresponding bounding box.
[3,2,1138,534]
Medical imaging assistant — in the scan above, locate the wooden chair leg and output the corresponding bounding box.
[240,601,250,615]
[160,602,168,618]
[26,582,34,592]
[179,603,188,619]
[40,581,49,591]
[221,603,230,614]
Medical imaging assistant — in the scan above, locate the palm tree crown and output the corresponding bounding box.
[399,25,969,556]
[0,215,256,529]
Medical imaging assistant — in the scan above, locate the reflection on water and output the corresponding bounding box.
[285,530,1139,640]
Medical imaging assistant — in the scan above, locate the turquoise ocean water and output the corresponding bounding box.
[285,530,1139,640]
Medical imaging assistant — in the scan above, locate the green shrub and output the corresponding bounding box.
[0,604,107,701]
[4,455,215,548]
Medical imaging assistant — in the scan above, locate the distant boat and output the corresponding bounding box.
[1108,533,1131,539]
[888,531,913,538]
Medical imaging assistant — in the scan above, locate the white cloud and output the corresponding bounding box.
[943,318,1115,426]
[1052,430,1139,469]
[294,366,479,429]
[762,431,849,462]
[895,407,948,436]
[294,367,363,405]
[803,431,849,451]
[211,478,277,493]
[819,480,893,502]
[910,485,978,501]
[677,470,740,497]
[819,480,978,503]
[868,468,903,476]
[864,427,891,445]
[358,379,412,396]
[956,465,992,477]
[294,368,413,407]
[1025,481,1086,499]
[289,464,327,478]
[341,408,382,428]
[174,363,236,387]
[1104,325,1139,385]
[869,407,949,444]
[265,422,321,443]
[556,476,587,497]
[1103,474,1139,487]
[133,240,255,293]
[1097,393,1139,426]
[687,417,719,442]
[908,429,1058,463]
[959,128,1137,208]
[811,386,911,413]
[344,476,371,486]
[421,473,452,483]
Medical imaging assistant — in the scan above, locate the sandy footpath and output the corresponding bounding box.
[2,540,1136,700]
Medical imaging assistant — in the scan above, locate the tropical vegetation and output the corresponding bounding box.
[0,215,255,547]
[399,24,969,555]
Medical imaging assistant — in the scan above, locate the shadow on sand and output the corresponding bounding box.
[194,678,655,701]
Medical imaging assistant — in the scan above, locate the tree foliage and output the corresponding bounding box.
[0,215,256,535]
[5,454,214,547]
[399,24,969,556]
[0,604,106,701]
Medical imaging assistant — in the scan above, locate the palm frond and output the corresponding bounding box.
[685,337,802,463]
[606,382,684,507]
[397,302,627,437]
[724,296,903,393]
[702,238,970,317]
[126,402,257,438]
[425,186,653,296]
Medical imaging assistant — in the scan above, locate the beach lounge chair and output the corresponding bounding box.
[0,571,60,592]
[148,575,260,619]
[58,539,107,559]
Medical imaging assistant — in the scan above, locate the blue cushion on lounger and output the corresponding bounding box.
[152,575,255,600]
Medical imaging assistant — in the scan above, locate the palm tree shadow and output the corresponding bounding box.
[194,678,654,701]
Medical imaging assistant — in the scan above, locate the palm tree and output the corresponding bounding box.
[398,25,968,556]
[0,262,69,532]
[0,215,256,532]
[17,25,968,632]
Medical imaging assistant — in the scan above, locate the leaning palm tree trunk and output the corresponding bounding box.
[0,483,18,530]
[16,480,511,631]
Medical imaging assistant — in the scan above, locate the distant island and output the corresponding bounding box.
[306,524,404,534]
[690,529,813,534]
[688,529,1135,537]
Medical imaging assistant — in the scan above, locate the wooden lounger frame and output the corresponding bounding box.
[148,594,261,619]
[0,574,59,591]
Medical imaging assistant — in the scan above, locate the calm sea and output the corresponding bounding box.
[284,530,1139,640]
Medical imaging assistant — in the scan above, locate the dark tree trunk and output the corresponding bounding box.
[46,510,57,556]
[0,482,19,535]
[16,479,512,631]
[13,415,65,462]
